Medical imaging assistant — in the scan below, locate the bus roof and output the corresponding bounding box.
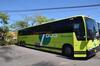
[18,15,88,35]
[19,15,90,31]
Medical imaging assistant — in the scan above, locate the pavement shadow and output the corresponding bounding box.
[20,45,83,60]
[21,45,94,60]
[56,54,94,60]
[0,46,14,62]
[96,45,100,52]
[32,61,56,66]
[22,45,61,55]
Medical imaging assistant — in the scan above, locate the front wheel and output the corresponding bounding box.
[62,44,74,58]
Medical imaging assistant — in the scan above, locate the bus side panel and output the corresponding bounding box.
[18,33,74,53]
[46,33,73,49]
[18,35,40,45]
[36,33,74,52]
[87,39,99,52]
[73,33,87,57]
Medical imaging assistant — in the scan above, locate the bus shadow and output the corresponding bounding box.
[56,55,94,60]
[20,45,61,55]
[96,45,100,52]
[19,45,91,60]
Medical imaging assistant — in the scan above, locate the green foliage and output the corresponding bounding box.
[23,15,55,25]
[10,20,29,31]
[9,15,55,31]
[34,16,48,24]
[0,12,9,24]
[15,20,28,28]
[34,15,55,24]
[0,12,9,46]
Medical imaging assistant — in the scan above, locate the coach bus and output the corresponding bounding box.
[17,16,100,58]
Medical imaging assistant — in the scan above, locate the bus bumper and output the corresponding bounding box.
[74,51,87,58]
[74,49,96,58]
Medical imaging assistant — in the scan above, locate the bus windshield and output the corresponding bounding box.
[98,23,100,36]
[85,17,99,40]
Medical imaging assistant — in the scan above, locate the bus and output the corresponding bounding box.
[17,16,100,58]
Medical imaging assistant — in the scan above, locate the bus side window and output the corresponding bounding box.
[74,24,79,30]
[74,23,80,39]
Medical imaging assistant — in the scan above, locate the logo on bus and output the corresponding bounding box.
[39,34,57,45]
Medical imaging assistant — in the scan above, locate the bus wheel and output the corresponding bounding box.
[20,41,25,46]
[62,44,74,58]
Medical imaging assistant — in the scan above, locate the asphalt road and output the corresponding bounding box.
[0,45,100,66]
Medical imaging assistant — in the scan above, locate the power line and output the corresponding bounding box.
[0,4,100,13]
[8,7,99,15]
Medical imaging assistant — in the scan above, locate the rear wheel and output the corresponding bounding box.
[62,44,74,58]
[19,41,25,46]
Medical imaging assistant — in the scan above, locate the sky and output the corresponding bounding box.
[0,0,100,24]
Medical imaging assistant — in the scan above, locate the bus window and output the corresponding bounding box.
[74,23,79,30]
[95,23,99,38]
[98,23,100,37]
[85,18,98,40]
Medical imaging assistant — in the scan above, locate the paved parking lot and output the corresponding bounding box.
[0,45,100,66]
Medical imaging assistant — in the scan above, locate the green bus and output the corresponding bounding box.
[17,16,100,58]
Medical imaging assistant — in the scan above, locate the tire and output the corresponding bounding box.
[19,41,25,46]
[62,44,74,57]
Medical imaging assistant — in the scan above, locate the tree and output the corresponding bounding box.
[10,20,29,31]
[0,12,9,32]
[0,12,9,45]
[23,15,55,26]
[15,20,28,28]
[10,15,55,31]
[34,15,55,24]
[0,12,9,24]
[0,12,9,34]
[8,20,29,45]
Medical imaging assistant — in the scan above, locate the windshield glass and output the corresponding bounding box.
[98,23,100,36]
[85,17,99,40]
